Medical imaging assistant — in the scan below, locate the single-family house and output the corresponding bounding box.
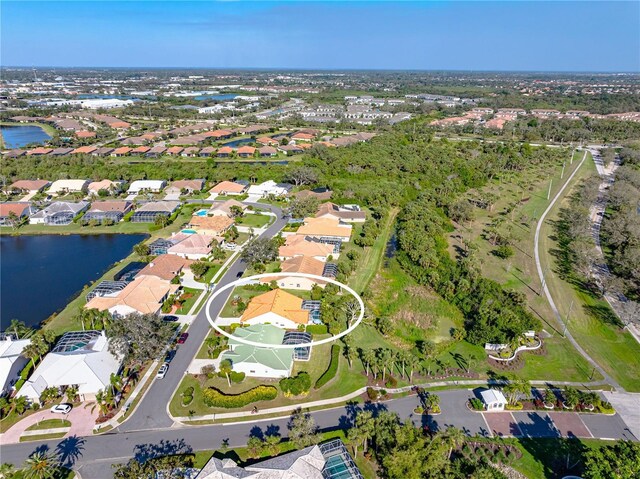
[87,179,122,196]
[187,215,234,236]
[111,147,132,157]
[480,389,507,412]
[76,130,96,139]
[0,202,37,226]
[296,217,352,242]
[0,336,31,395]
[18,330,122,403]
[50,147,75,156]
[209,129,234,140]
[240,289,309,329]
[208,199,246,217]
[131,146,151,155]
[291,131,315,142]
[26,147,53,156]
[278,144,304,155]
[216,146,233,158]
[127,180,167,194]
[83,201,132,223]
[145,146,166,158]
[209,180,248,196]
[293,188,333,201]
[258,146,277,157]
[262,256,333,290]
[47,179,90,195]
[220,324,293,379]
[256,136,279,146]
[167,234,216,260]
[165,146,184,156]
[4,150,26,158]
[7,179,50,195]
[236,146,256,158]
[85,275,180,317]
[279,235,337,261]
[136,254,193,281]
[180,147,200,157]
[130,200,180,222]
[92,147,114,156]
[200,147,216,157]
[247,180,292,198]
[165,179,205,195]
[29,201,89,225]
[72,146,97,155]
[315,202,366,223]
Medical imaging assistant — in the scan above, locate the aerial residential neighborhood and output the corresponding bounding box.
[1,1,639,479]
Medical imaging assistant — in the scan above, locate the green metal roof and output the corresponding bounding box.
[222,324,293,371]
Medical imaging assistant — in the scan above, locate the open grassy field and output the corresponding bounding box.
[235,213,272,228]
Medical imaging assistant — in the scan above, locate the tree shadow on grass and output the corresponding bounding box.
[517,437,588,479]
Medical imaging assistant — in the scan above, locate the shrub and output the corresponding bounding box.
[366,387,379,401]
[280,372,311,397]
[182,387,194,406]
[314,345,340,389]
[229,371,246,384]
[493,245,514,259]
[202,385,277,408]
[385,376,398,388]
[469,398,484,411]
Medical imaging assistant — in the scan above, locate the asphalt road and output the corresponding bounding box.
[117,202,288,432]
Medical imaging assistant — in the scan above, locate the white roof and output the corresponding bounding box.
[127,180,166,193]
[0,337,30,392]
[480,389,506,404]
[247,180,292,196]
[19,332,121,400]
[47,179,89,194]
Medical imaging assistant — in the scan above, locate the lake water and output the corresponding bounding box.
[1,125,51,148]
[194,94,238,101]
[221,137,254,148]
[0,234,147,329]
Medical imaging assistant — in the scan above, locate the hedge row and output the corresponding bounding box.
[202,385,277,408]
[314,344,340,389]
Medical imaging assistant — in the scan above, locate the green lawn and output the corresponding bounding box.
[19,431,67,442]
[25,418,71,431]
[176,288,203,314]
[235,213,272,228]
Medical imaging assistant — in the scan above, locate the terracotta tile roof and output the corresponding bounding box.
[170,179,205,191]
[279,235,334,258]
[167,234,216,255]
[87,201,131,213]
[131,146,151,153]
[9,179,50,191]
[237,146,256,155]
[88,179,120,192]
[209,199,246,216]
[112,147,132,155]
[316,202,366,221]
[281,256,325,276]
[72,146,97,154]
[166,146,184,155]
[217,146,233,154]
[291,132,314,140]
[75,130,96,138]
[188,215,234,234]
[0,202,32,217]
[241,289,309,325]
[210,129,234,138]
[210,181,247,194]
[26,147,53,156]
[136,254,193,281]
[85,275,179,315]
[256,137,278,146]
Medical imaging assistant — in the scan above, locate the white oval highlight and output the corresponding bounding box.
[205,272,364,349]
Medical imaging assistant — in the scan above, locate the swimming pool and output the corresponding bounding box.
[194,209,208,217]
[181,229,197,234]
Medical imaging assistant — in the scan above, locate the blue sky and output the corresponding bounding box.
[2,1,639,71]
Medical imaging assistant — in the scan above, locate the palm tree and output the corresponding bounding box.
[13,396,29,415]
[110,373,123,395]
[347,410,375,457]
[264,434,281,456]
[93,389,110,416]
[23,343,40,369]
[503,376,531,406]
[219,359,233,387]
[424,393,440,416]
[440,426,465,460]
[204,336,218,359]
[65,385,79,403]
[8,319,28,339]
[361,349,375,377]
[406,354,419,383]
[0,462,17,478]
[21,451,60,479]
[377,349,392,382]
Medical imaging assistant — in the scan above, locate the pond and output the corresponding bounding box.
[220,137,255,148]
[195,94,238,101]
[0,234,148,329]
[1,125,51,148]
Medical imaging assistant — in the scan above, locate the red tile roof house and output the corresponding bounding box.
[27,147,53,156]
[111,147,132,157]
[181,147,200,157]
[131,146,151,155]
[165,146,184,156]
[76,130,97,139]
[208,129,235,140]
[237,146,256,158]
[145,146,167,158]
[256,137,279,146]
[291,132,315,142]
[199,146,216,158]
[258,146,277,157]
[0,202,37,226]
[278,144,303,155]
[216,146,233,158]
[72,146,97,155]
[165,179,206,195]
[7,179,51,194]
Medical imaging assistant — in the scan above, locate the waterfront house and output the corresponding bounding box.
[47,179,90,196]
[208,129,234,140]
[209,180,248,196]
[167,233,216,260]
[240,289,309,329]
[18,330,122,403]
[187,215,234,236]
[136,254,193,281]
[83,201,132,223]
[127,180,167,194]
[0,336,31,395]
[50,147,75,156]
[256,136,279,146]
[236,146,256,158]
[145,146,166,158]
[85,275,179,317]
[277,144,304,155]
[216,146,233,158]
[72,145,97,155]
[29,201,89,225]
[199,147,216,158]
[258,146,277,157]
[4,150,27,158]
[130,200,180,222]
[291,131,315,142]
[0,202,38,226]
[26,147,53,156]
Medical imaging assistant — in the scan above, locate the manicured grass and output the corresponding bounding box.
[219,286,265,317]
[176,288,203,314]
[538,154,640,390]
[25,418,71,431]
[11,467,75,479]
[19,431,67,442]
[235,213,272,228]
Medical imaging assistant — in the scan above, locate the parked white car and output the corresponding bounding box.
[156,363,169,379]
[50,403,72,414]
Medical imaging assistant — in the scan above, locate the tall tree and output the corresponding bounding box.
[288,409,320,448]
[21,452,60,479]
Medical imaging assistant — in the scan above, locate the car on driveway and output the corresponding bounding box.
[162,315,179,322]
[177,333,189,344]
[157,363,169,379]
[50,403,72,414]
